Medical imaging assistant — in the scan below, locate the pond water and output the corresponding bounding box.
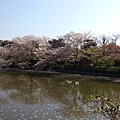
[0,72,120,120]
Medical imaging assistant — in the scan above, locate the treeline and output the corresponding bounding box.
[0,32,120,73]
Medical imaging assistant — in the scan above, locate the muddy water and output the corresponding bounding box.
[0,72,120,120]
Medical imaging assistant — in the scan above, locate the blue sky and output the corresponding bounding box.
[0,0,120,40]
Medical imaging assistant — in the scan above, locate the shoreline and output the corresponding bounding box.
[0,68,120,81]
[56,70,120,78]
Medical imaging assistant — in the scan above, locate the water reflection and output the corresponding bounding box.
[0,73,120,120]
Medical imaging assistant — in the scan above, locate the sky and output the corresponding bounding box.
[0,0,120,40]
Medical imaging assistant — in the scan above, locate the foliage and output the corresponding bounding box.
[0,32,120,72]
[90,95,120,120]
[0,40,13,47]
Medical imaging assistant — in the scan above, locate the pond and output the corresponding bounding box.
[0,72,120,120]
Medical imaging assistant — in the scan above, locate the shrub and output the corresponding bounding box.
[90,95,120,120]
